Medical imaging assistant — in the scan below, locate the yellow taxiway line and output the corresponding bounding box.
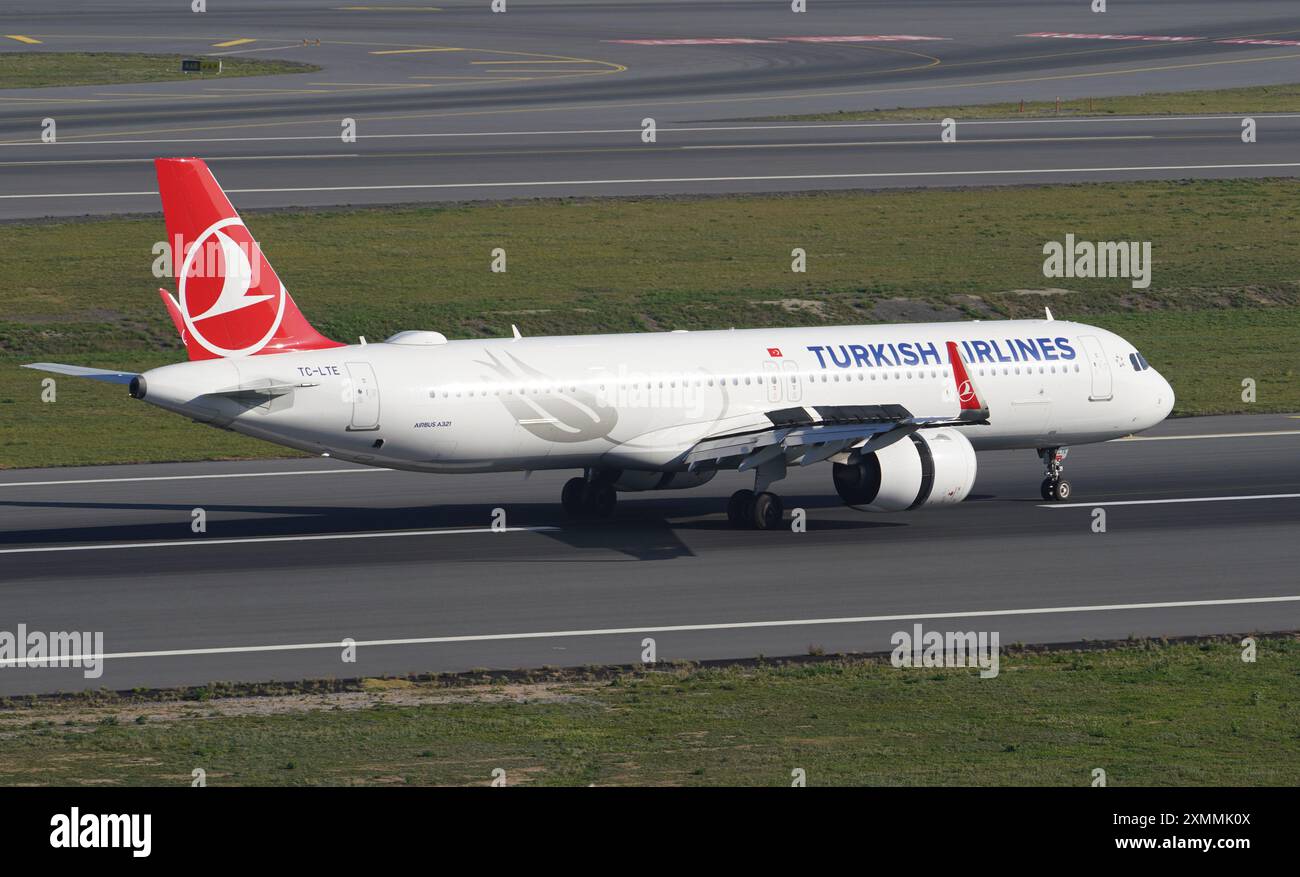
[369,47,462,55]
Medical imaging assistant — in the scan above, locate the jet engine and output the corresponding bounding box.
[832,428,977,511]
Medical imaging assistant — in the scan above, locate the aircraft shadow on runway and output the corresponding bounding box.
[0,493,904,561]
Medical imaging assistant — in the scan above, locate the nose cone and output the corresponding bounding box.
[1153,370,1175,421]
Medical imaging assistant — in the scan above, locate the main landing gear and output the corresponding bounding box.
[726,456,788,530]
[1038,446,1072,502]
[561,473,617,520]
[726,489,784,530]
[560,458,792,529]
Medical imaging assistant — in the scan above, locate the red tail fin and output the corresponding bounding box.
[155,157,342,360]
[946,341,988,415]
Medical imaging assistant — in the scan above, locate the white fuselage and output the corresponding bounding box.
[135,319,1174,474]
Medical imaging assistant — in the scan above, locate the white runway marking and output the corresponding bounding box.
[681,135,1157,149]
[4,161,1300,200]
[4,595,1297,667]
[1042,493,1300,508]
[3,115,1296,147]
[1115,430,1300,441]
[0,468,386,488]
[0,154,359,168]
[0,525,556,554]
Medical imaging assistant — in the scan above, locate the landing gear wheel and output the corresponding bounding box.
[1037,447,1072,503]
[583,482,617,520]
[727,489,755,528]
[562,476,617,520]
[752,492,784,530]
[1040,477,1071,502]
[561,477,587,518]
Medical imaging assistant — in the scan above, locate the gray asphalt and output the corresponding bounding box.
[1,0,1299,217]
[1,412,1297,695]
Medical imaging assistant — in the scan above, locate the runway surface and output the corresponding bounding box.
[2,0,1299,217]
[1,412,1298,695]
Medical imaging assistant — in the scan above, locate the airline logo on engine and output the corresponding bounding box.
[177,218,286,358]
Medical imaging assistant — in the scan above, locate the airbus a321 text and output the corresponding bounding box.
[26,158,1175,530]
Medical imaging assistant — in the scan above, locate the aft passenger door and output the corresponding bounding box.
[345,362,381,430]
[1079,335,1113,401]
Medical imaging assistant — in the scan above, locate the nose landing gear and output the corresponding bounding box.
[1038,446,1071,501]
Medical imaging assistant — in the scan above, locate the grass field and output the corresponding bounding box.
[770,82,1300,121]
[1,638,1296,786]
[0,52,319,89]
[2,179,1297,468]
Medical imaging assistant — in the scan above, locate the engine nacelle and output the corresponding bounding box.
[612,469,717,492]
[832,428,977,511]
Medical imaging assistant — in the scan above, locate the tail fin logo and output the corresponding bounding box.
[176,218,285,357]
[957,380,975,404]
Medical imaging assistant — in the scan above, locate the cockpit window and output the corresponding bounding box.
[1129,352,1151,371]
[1129,353,1140,370]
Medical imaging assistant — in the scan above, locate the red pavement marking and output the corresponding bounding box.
[1216,38,1300,46]
[1020,31,1202,42]
[604,38,782,45]
[605,34,949,46]
[780,35,949,43]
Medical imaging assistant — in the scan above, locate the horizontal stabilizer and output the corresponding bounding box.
[22,363,137,385]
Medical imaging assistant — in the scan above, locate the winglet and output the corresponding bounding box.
[946,341,989,421]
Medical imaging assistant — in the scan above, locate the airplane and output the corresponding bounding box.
[25,158,1175,530]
